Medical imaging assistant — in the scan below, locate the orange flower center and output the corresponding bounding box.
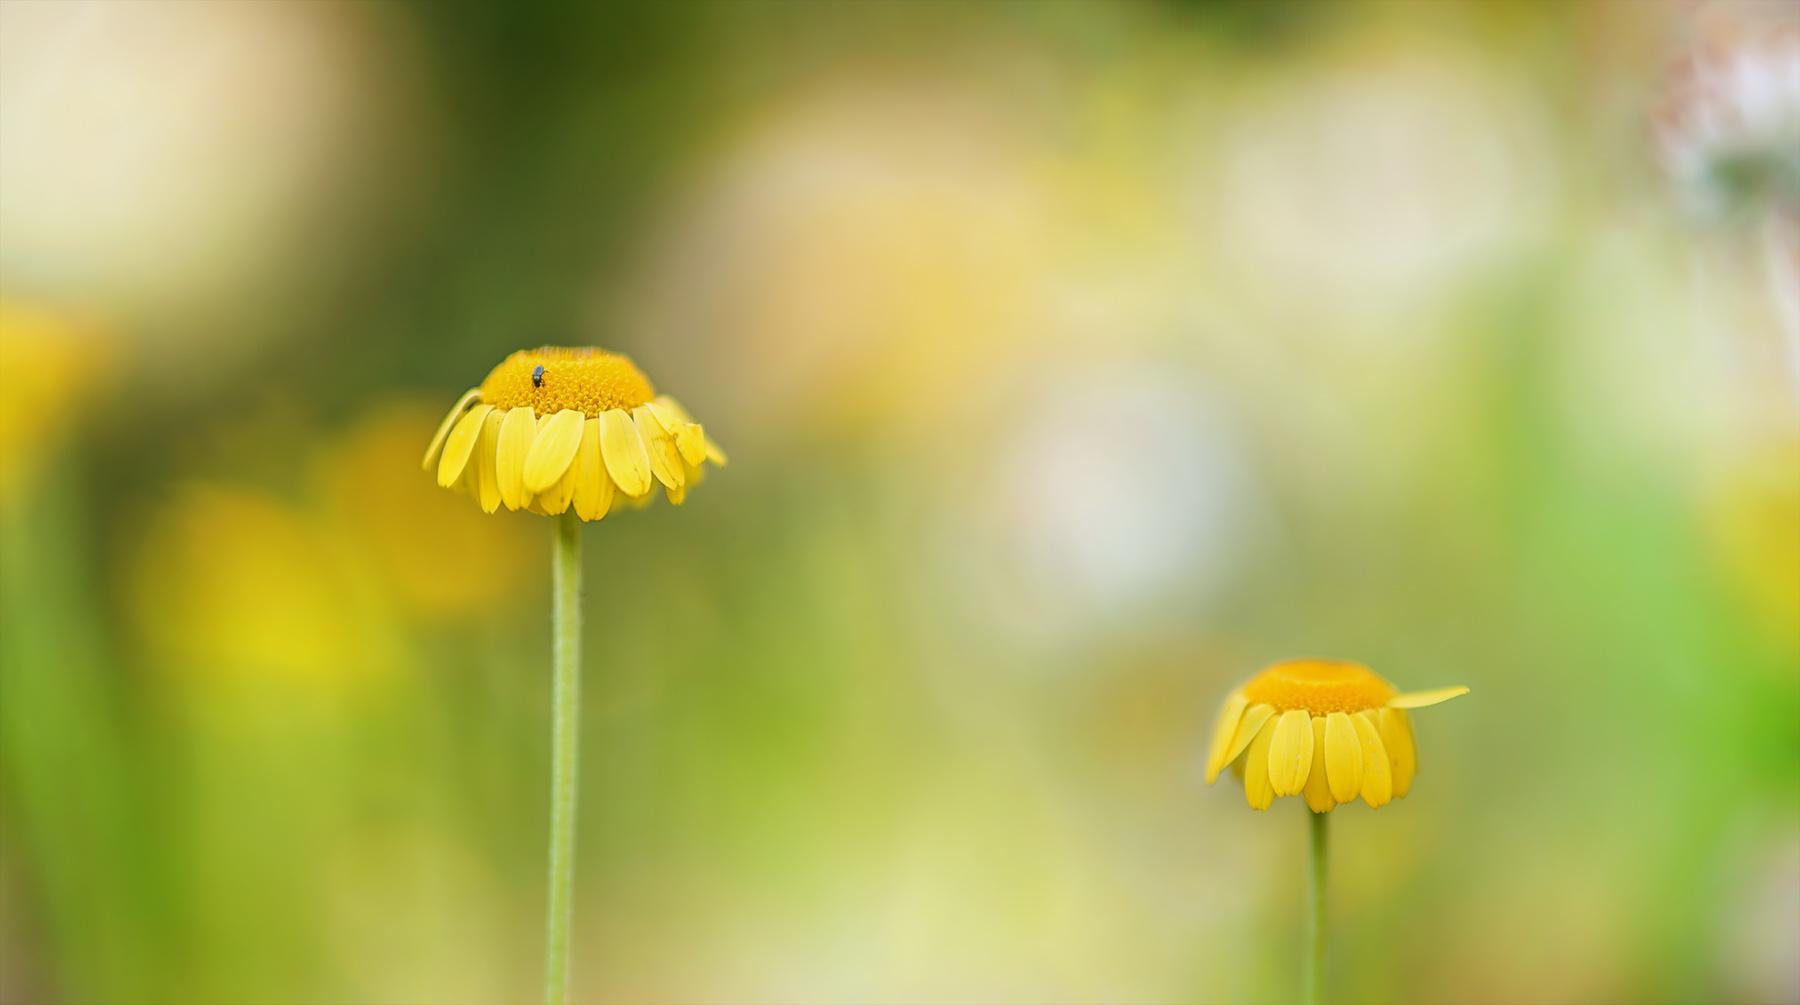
[480,347,656,417]
[1241,659,1397,716]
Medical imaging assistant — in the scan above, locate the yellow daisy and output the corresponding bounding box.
[1204,659,1467,812]
[420,346,726,519]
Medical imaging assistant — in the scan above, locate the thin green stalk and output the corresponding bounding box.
[1306,809,1329,1005]
[545,510,583,1005]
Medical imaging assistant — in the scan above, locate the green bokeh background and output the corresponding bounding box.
[2,3,1796,1003]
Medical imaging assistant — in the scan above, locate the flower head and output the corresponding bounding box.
[1204,660,1467,812]
[421,348,725,519]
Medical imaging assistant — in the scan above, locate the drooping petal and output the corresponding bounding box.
[1268,710,1314,796]
[537,438,579,515]
[475,408,505,513]
[1204,692,1251,785]
[1225,704,1276,768]
[704,436,728,466]
[1324,712,1362,804]
[496,407,538,510]
[1302,716,1335,813]
[436,404,493,487]
[655,394,693,424]
[1243,716,1278,811]
[600,409,653,497]
[1387,686,1469,709]
[634,406,685,490]
[423,388,482,470]
[675,423,706,466]
[571,418,612,522]
[641,400,679,435]
[523,409,585,493]
[1353,712,1392,808]
[666,480,686,506]
[1379,707,1417,798]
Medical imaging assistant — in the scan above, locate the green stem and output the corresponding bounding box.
[1306,809,1329,1005]
[545,510,583,1005]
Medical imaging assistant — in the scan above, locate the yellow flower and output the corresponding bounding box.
[1204,660,1468,812]
[421,347,726,519]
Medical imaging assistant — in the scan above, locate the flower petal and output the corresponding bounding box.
[476,408,505,513]
[1353,712,1392,807]
[1387,686,1469,709]
[1243,716,1278,810]
[600,409,653,497]
[1268,710,1314,796]
[1379,707,1417,798]
[1225,704,1276,768]
[641,400,680,435]
[675,423,706,466]
[634,406,685,490]
[1204,692,1250,785]
[1302,716,1335,813]
[1324,712,1362,804]
[523,409,585,493]
[704,436,728,467]
[496,407,537,510]
[423,389,482,470]
[436,403,493,488]
[571,418,612,522]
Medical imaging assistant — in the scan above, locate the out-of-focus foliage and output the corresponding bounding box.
[1,2,1796,1004]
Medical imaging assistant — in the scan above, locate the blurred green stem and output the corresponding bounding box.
[1307,809,1329,1005]
[545,510,583,1005]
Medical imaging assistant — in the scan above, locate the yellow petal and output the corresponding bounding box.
[1387,686,1469,709]
[641,399,680,436]
[496,406,537,510]
[436,403,493,488]
[1324,712,1362,804]
[539,461,576,514]
[1268,710,1314,796]
[655,394,694,424]
[1302,716,1336,813]
[674,422,706,466]
[600,409,652,497]
[572,418,612,522]
[704,436,728,467]
[1225,704,1276,769]
[1379,707,1417,799]
[1353,712,1393,807]
[1243,716,1278,810]
[666,480,686,506]
[476,408,505,513]
[423,388,482,470]
[523,409,585,493]
[1204,692,1251,785]
[634,406,685,490]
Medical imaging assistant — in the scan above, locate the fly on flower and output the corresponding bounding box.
[420,347,726,519]
[1205,659,1467,812]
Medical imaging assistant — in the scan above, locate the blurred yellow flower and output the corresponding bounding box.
[1204,660,1467,812]
[0,298,109,505]
[133,483,400,688]
[422,348,724,519]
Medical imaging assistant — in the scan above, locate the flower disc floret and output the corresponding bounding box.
[1241,659,1397,716]
[481,347,657,417]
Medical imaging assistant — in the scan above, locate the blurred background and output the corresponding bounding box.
[2,2,1797,1003]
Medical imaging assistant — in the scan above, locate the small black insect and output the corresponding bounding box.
[532,364,546,388]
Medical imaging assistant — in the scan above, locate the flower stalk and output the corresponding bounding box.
[1306,808,1329,1005]
[544,509,583,1005]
